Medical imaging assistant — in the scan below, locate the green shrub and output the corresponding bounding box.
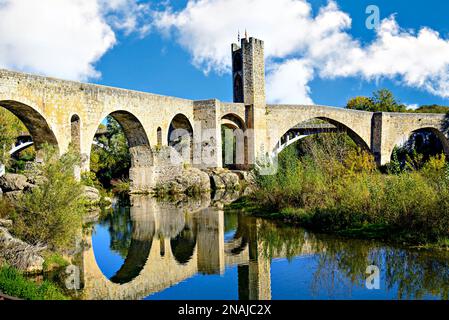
[0,198,14,219]
[111,179,130,194]
[81,171,98,188]
[11,145,86,250]
[251,132,449,244]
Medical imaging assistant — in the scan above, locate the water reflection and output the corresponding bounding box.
[80,194,449,300]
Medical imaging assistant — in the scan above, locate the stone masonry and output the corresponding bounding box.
[1,37,449,192]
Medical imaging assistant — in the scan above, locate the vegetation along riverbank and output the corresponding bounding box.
[235,91,449,248]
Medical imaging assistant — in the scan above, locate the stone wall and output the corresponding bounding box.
[372,112,448,165]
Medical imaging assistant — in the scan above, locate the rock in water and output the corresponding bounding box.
[210,174,226,190]
[82,186,101,202]
[220,172,241,190]
[156,167,211,195]
[209,170,241,191]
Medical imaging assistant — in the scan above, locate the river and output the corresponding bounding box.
[77,194,449,300]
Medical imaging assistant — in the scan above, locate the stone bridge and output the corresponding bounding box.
[1,37,448,191]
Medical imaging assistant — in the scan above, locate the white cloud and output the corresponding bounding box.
[267,59,314,104]
[153,0,341,75]
[318,17,449,99]
[100,0,152,37]
[152,0,449,102]
[405,103,419,111]
[0,0,151,81]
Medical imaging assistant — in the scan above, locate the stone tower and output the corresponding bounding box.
[232,37,266,106]
[231,37,268,164]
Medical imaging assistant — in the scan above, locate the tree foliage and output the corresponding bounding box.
[90,116,131,188]
[346,90,449,114]
[346,96,374,111]
[11,145,86,250]
[414,105,449,114]
[0,109,29,164]
[346,89,407,112]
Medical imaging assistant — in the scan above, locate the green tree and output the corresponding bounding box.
[90,116,131,187]
[346,96,375,111]
[12,145,86,250]
[414,105,449,114]
[387,147,403,175]
[346,89,406,112]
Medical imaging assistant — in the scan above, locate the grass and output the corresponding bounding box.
[42,253,69,272]
[0,265,69,300]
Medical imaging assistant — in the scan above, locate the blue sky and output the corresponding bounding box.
[1,0,449,108]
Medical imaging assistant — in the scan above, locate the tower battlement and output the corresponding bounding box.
[231,37,265,106]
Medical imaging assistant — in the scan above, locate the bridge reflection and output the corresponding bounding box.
[80,193,316,300]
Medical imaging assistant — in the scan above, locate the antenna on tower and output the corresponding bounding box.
[238,30,240,42]
[245,29,248,40]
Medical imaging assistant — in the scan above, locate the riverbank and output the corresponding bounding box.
[237,133,449,249]
[226,197,449,250]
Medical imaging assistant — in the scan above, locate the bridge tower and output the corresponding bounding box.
[231,36,268,165]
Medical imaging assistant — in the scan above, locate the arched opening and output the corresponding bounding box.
[233,52,243,72]
[168,114,193,164]
[0,100,58,173]
[70,114,81,153]
[269,117,375,178]
[233,74,244,103]
[93,197,155,285]
[159,236,166,257]
[90,111,153,192]
[110,230,154,285]
[170,224,197,265]
[157,127,162,147]
[274,117,370,156]
[221,114,248,170]
[390,127,449,170]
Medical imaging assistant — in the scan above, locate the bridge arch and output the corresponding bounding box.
[109,217,156,285]
[221,113,248,169]
[273,116,371,156]
[0,100,59,154]
[170,224,197,265]
[387,126,449,162]
[168,113,194,164]
[266,106,373,154]
[90,110,153,192]
[222,113,246,131]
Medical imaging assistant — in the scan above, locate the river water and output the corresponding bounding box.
[79,194,449,300]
